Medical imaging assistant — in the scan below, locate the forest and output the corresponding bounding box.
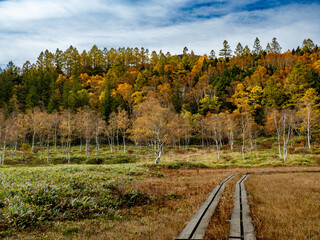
[0,37,320,164]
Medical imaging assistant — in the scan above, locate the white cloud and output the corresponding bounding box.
[0,0,319,67]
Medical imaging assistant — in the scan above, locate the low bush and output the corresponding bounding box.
[173,148,197,154]
[85,158,104,164]
[166,161,209,169]
[260,140,272,149]
[294,148,311,154]
[104,155,136,164]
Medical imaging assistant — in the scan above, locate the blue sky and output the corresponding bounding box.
[0,0,320,68]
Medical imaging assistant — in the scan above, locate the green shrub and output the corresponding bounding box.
[166,161,209,169]
[85,158,104,164]
[0,164,150,234]
[104,155,136,164]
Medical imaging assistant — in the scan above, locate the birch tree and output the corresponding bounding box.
[106,112,117,153]
[116,108,130,153]
[34,110,50,161]
[0,110,6,164]
[59,110,75,163]
[9,113,28,161]
[51,110,60,153]
[76,106,95,157]
[180,110,192,148]
[194,114,206,146]
[222,112,237,150]
[266,109,296,161]
[205,114,223,160]
[7,116,19,161]
[92,112,105,160]
[235,111,252,162]
[297,88,319,149]
[132,97,177,164]
[1,118,11,164]
[26,107,41,152]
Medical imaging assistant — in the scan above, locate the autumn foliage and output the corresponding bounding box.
[0,38,320,163]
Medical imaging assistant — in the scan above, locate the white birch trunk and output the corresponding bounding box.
[46,134,50,164]
[215,139,220,160]
[242,128,246,162]
[123,132,126,153]
[307,108,311,150]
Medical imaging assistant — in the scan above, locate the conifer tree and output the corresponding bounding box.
[266,42,272,53]
[253,37,263,55]
[219,40,232,58]
[271,37,282,53]
[209,50,216,59]
[243,45,251,55]
[302,38,315,52]
[234,42,244,57]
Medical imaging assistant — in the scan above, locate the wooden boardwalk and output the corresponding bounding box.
[229,174,256,240]
[176,170,320,240]
[175,174,236,240]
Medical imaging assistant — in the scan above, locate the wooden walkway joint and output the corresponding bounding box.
[175,173,236,240]
[229,174,256,240]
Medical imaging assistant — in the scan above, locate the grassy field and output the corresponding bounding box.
[246,172,320,240]
[1,165,235,239]
[1,142,320,239]
[2,137,320,168]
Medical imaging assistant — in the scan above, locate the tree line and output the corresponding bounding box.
[0,92,318,164]
[0,37,320,163]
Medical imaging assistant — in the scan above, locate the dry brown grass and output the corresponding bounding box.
[204,174,241,240]
[71,169,234,240]
[246,173,320,240]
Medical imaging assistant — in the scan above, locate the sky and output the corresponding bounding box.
[0,0,320,68]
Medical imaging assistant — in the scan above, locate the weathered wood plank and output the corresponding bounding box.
[229,174,256,240]
[176,174,235,240]
[240,178,256,240]
[191,174,235,240]
[229,179,242,239]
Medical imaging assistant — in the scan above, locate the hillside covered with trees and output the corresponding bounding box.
[0,37,320,163]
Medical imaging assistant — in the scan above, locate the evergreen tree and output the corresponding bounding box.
[302,38,315,52]
[219,40,232,58]
[209,50,216,60]
[243,45,251,55]
[54,48,64,74]
[234,42,244,57]
[266,42,272,53]
[0,62,19,108]
[253,37,263,55]
[183,46,189,56]
[101,74,117,120]
[271,37,282,53]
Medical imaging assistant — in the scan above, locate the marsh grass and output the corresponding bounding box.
[2,139,320,239]
[3,166,320,239]
[246,173,320,240]
[160,144,320,168]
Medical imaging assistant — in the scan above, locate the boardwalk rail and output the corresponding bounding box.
[176,173,236,240]
[229,174,256,240]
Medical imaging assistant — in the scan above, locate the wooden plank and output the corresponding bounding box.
[229,181,241,239]
[176,174,235,240]
[240,177,256,240]
[191,174,235,240]
[229,174,256,240]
